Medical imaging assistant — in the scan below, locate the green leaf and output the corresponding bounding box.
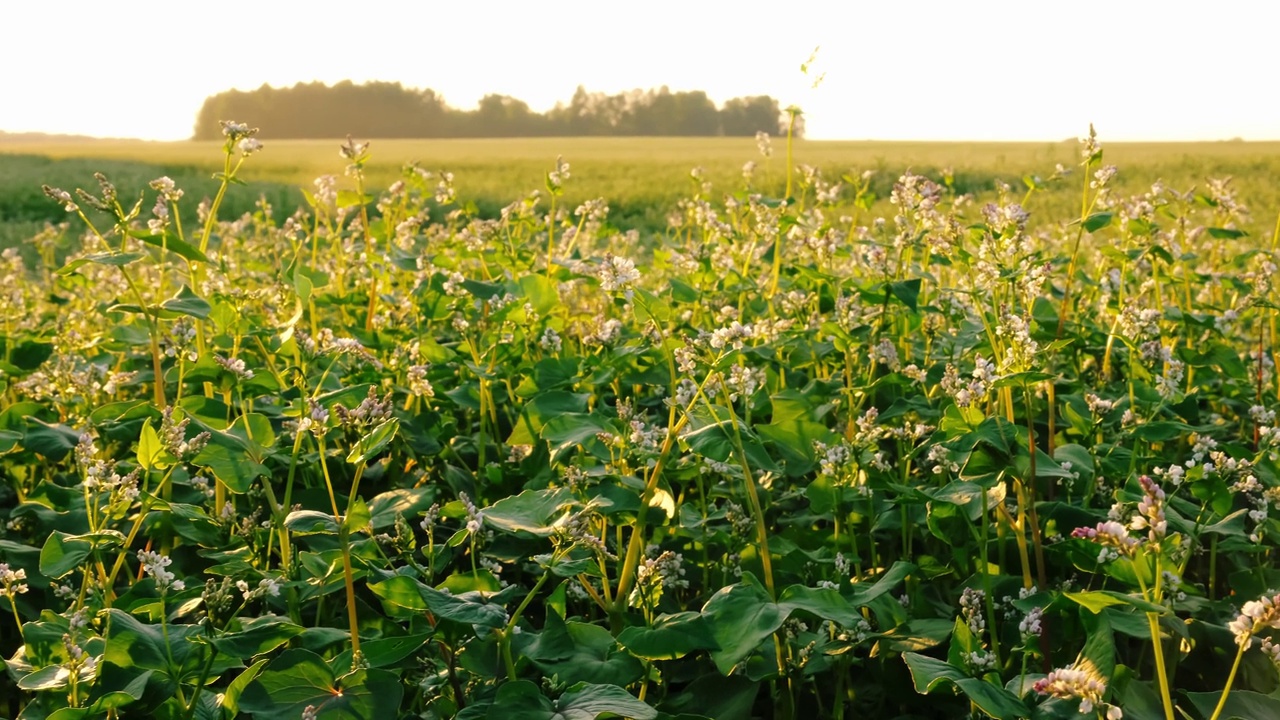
[902,653,1029,719]
[1077,610,1116,682]
[486,681,657,720]
[346,632,430,669]
[128,228,211,263]
[335,190,373,209]
[211,617,305,658]
[700,577,787,674]
[1065,591,1166,615]
[777,585,863,627]
[508,391,590,445]
[486,680,556,720]
[367,487,437,530]
[371,574,509,627]
[23,418,82,460]
[103,608,203,673]
[56,251,145,276]
[616,612,719,660]
[483,487,574,537]
[342,498,371,534]
[1206,227,1247,240]
[518,274,561,315]
[1081,212,1113,233]
[229,412,277,451]
[527,613,645,686]
[346,418,399,465]
[285,510,341,536]
[136,418,165,471]
[193,442,269,494]
[368,575,428,611]
[223,659,269,717]
[555,683,658,720]
[239,649,403,720]
[159,285,212,319]
[848,561,915,607]
[19,664,73,691]
[41,530,123,578]
[1186,690,1280,720]
[887,279,922,312]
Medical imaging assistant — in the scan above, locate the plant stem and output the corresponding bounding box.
[1209,640,1249,720]
[501,568,553,681]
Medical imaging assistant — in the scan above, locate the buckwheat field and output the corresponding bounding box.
[3,121,1280,720]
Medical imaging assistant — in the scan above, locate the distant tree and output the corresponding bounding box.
[192,82,789,139]
[720,96,786,136]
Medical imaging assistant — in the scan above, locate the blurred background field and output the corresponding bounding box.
[4,136,1280,250]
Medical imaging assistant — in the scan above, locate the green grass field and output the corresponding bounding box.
[4,136,1280,247]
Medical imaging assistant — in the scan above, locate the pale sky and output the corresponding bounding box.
[2,0,1277,142]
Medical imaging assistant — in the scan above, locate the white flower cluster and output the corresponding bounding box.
[1034,665,1118,717]
[0,563,28,598]
[597,255,641,294]
[1228,592,1280,647]
[236,577,282,601]
[137,550,184,593]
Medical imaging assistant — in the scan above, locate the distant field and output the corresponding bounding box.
[4,136,1280,247]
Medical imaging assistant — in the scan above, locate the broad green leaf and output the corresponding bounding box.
[486,680,657,720]
[239,649,403,720]
[903,652,1029,719]
[285,510,341,536]
[700,577,787,674]
[56,251,145,276]
[372,574,509,627]
[223,659,269,716]
[23,418,82,460]
[483,487,574,537]
[555,683,657,720]
[1065,591,1166,615]
[103,609,204,674]
[159,285,212,319]
[211,616,305,657]
[368,575,428,611]
[526,614,645,686]
[346,418,399,465]
[486,680,556,720]
[887,278,922,312]
[616,612,719,660]
[777,585,863,627]
[41,530,124,578]
[1081,212,1113,233]
[1186,690,1280,720]
[848,561,915,607]
[193,442,269,494]
[518,274,560,315]
[136,418,165,471]
[342,498,371,534]
[128,229,211,263]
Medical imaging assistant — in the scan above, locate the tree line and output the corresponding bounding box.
[192,81,792,140]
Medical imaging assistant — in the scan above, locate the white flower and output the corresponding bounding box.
[598,255,641,293]
[137,550,184,593]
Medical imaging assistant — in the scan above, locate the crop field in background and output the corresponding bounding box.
[5,137,1280,243]
[2,126,1280,720]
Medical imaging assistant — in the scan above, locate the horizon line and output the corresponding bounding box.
[3,129,1279,145]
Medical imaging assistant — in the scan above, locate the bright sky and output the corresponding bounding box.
[3,0,1277,142]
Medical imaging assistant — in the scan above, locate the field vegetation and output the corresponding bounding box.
[4,135,1280,245]
[0,124,1279,720]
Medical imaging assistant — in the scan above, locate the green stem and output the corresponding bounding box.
[502,568,554,680]
[1210,639,1249,720]
[183,646,218,720]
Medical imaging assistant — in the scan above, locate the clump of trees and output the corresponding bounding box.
[192,81,789,140]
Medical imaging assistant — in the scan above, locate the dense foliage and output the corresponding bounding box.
[1,124,1280,720]
[192,82,790,140]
